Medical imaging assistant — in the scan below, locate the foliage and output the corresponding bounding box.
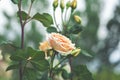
[0,0,95,80]
[94,68,120,80]
[32,13,53,27]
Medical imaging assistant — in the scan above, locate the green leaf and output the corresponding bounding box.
[6,63,19,71]
[10,47,46,62]
[26,47,35,57]
[32,13,53,27]
[24,68,37,80]
[62,69,70,79]
[11,0,19,4]
[81,50,93,58]
[0,42,19,55]
[42,13,53,24]
[10,49,26,61]
[31,0,35,3]
[47,26,58,33]
[31,51,45,60]
[27,47,45,60]
[31,60,49,71]
[73,65,94,80]
[69,25,83,34]
[17,11,31,20]
[40,71,49,80]
[47,78,53,80]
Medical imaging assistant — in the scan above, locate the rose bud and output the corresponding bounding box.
[71,48,81,56]
[53,0,58,10]
[74,15,82,24]
[71,0,77,10]
[60,0,65,10]
[66,1,71,9]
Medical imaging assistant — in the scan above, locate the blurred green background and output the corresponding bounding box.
[0,0,120,80]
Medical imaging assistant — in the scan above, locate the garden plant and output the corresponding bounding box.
[0,0,94,80]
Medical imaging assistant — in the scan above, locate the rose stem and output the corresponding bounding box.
[53,56,68,69]
[18,0,24,80]
[49,51,56,79]
[69,57,73,80]
[18,0,33,80]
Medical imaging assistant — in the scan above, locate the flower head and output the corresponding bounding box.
[48,33,75,55]
[39,41,52,52]
[39,41,52,58]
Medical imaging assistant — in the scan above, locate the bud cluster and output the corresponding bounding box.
[53,0,77,10]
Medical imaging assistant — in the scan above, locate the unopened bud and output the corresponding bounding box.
[66,1,71,9]
[71,0,77,10]
[48,49,54,57]
[71,48,81,56]
[60,0,65,10]
[74,15,82,24]
[53,0,58,10]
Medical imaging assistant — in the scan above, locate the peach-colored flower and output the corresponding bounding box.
[39,41,52,58]
[48,33,75,55]
[39,41,52,51]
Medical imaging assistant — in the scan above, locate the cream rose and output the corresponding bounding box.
[39,41,52,52]
[48,33,75,55]
[39,41,52,58]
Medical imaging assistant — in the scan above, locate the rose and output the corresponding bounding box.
[39,41,52,58]
[48,33,75,55]
[39,41,52,52]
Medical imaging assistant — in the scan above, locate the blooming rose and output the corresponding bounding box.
[48,33,75,55]
[39,41,52,52]
[39,41,52,58]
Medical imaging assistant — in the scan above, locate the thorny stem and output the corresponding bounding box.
[22,61,29,75]
[18,0,25,49]
[53,56,68,69]
[18,0,33,80]
[18,0,24,80]
[23,1,33,26]
[49,52,56,79]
